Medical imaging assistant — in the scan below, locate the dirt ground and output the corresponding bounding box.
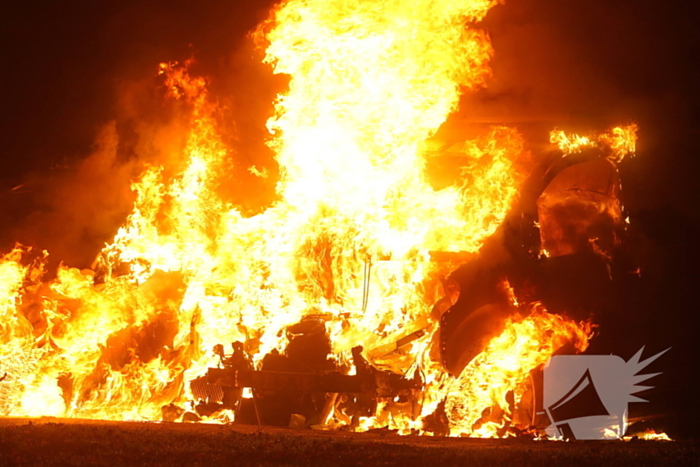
[1,418,698,467]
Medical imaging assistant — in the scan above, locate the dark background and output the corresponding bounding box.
[1,0,698,437]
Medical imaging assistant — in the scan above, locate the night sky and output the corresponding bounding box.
[1,0,699,436]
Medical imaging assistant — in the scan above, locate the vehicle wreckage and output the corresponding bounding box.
[183,134,637,434]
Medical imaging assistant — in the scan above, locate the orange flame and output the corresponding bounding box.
[624,429,672,441]
[446,304,592,437]
[550,124,638,162]
[1,0,599,437]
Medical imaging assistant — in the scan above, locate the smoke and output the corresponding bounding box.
[454,0,700,220]
[3,0,697,266]
[0,123,137,269]
[0,0,283,270]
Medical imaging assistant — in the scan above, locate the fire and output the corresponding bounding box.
[1,0,609,437]
[625,429,672,441]
[550,124,638,162]
[446,304,592,437]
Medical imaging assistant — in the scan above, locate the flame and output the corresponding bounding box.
[1,0,599,437]
[445,304,592,437]
[624,429,672,441]
[550,124,638,162]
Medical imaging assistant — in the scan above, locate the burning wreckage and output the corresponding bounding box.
[182,131,636,435]
[0,0,655,440]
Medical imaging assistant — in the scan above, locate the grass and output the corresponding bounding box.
[1,419,698,466]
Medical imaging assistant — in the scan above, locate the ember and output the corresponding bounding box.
[0,0,673,441]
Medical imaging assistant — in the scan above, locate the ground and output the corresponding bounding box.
[0,418,698,466]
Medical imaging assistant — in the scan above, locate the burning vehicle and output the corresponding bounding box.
[0,0,660,440]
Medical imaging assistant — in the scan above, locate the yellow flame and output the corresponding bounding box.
[445,304,592,437]
[550,124,638,162]
[0,0,599,437]
[625,429,672,441]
